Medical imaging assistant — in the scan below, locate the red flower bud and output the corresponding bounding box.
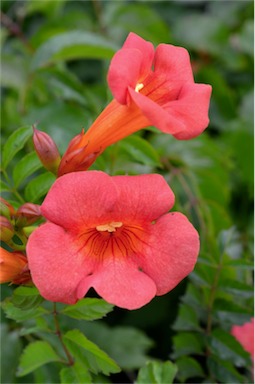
[16,203,41,227]
[33,127,61,175]
[0,216,14,242]
[0,248,31,285]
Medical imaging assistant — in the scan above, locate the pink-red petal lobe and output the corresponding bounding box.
[112,173,175,222]
[137,212,200,295]
[122,32,155,80]
[27,223,94,304]
[154,44,194,84]
[77,258,157,310]
[41,171,118,231]
[169,83,212,140]
[128,87,186,134]
[107,48,143,104]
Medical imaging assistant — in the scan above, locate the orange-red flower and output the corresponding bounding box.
[0,248,31,285]
[58,32,211,176]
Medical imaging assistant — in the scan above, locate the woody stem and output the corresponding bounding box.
[53,303,74,366]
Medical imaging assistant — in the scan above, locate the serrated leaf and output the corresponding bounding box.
[31,31,118,70]
[13,152,42,188]
[176,356,205,382]
[2,126,32,169]
[214,299,252,324]
[207,354,246,383]
[63,329,120,376]
[1,299,49,322]
[17,341,61,377]
[60,362,92,384]
[172,332,204,358]
[25,172,56,202]
[119,136,161,167]
[172,304,201,331]
[12,286,44,310]
[61,298,114,321]
[209,328,251,366]
[218,278,253,298]
[136,361,177,384]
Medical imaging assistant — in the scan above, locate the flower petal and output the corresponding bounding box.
[137,212,199,295]
[128,87,186,134]
[112,173,175,222]
[154,44,194,84]
[122,32,154,78]
[41,171,118,230]
[27,223,94,304]
[166,83,212,139]
[107,33,154,104]
[77,258,157,310]
[129,81,212,138]
[107,48,143,104]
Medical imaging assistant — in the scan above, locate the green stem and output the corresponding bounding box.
[2,169,25,204]
[53,303,74,366]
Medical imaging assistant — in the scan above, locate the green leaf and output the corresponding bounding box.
[60,362,92,384]
[2,126,32,169]
[218,278,253,298]
[136,361,177,384]
[209,328,251,366]
[214,299,252,324]
[176,356,205,382]
[63,329,120,376]
[12,286,44,310]
[61,298,114,321]
[31,31,118,70]
[17,341,61,377]
[13,152,42,188]
[119,135,162,167]
[1,323,22,384]
[207,354,246,383]
[172,304,201,331]
[78,323,153,370]
[25,172,56,202]
[0,179,9,192]
[172,332,204,358]
[1,299,49,322]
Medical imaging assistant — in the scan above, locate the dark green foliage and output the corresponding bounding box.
[1,1,253,383]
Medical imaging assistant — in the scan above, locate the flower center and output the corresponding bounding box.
[135,83,144,93]
[96,221,123,232]
[78,224,145,260]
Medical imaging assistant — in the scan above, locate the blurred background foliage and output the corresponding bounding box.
[1,0,254,383]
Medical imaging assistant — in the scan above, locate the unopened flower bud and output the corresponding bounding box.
[0,216,14,242]
[33,127,61,175]
[0,198,15,219]
[0,248,31,285]
[16,203,41,227]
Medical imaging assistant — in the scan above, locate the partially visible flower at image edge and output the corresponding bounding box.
[58,32,212,176]
[231,318,254,363]
[27,171,199,309]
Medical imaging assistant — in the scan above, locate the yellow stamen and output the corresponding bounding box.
[96,222,123,233]
[135,83,144,93]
